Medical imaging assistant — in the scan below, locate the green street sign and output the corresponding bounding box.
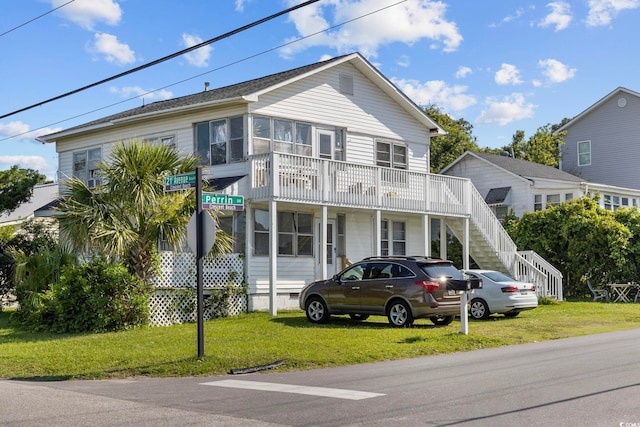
[164,172,196,191]
[202,193,245,211]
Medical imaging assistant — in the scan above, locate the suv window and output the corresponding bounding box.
[420,263,464,280]
[341,264,365,281]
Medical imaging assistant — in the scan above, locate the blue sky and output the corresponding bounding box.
[1,0,638,180]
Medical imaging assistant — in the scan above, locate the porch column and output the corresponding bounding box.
[320,205,328,280]
[373,210,381,256]
[269,199,278,316]
[422,214,431,256]
[460,216,470,335]
[439,218,447,260]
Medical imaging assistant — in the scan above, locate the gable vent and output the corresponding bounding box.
[339,73,354,95]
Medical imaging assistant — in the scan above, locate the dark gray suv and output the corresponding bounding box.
[299,256,481,327]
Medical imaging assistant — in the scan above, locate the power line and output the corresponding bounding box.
[0,0,76,38]
[1,0,408,144]
[0,0,321,121]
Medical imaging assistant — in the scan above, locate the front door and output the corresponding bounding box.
[315,219,337,280]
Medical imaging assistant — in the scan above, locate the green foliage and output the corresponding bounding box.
[0,165,47,215]
[507,197,631,297]
[500,124,566,167]
[1,220,59,310]
[57,140,233,284]
[32,257,149,333]
[424,105,480,173]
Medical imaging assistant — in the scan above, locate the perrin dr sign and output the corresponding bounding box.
[201,193,245,211]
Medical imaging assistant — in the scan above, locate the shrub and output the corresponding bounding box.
[35,258,150,333]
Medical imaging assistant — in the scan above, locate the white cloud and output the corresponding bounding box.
[397,55,411,67]
[495,64,523,85]
[586,0,640,27]
[182,33,212,68]
[280,0,463,59]
[0,155,51,172]
[539,1,572,31]
[476,93,536,126]
[392,78,477,112]
[50,0,122,30]
[0,121,61,141]
[109,86,173,100]
[455,66,472,79]
[235,0,251,12]
[89,33,135,65]
[538,58,576,83]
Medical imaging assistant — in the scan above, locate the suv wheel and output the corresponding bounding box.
[430,315,454,326]
[306,297,330,324]
[469,299,490,320]
[387,300,413,327]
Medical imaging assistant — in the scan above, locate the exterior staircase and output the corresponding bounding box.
[446,185,563,300]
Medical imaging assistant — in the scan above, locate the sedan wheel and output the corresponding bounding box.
[430,315,454,326]
[305,297,330,324]
[387,300,413,327]
[469,299,490,320]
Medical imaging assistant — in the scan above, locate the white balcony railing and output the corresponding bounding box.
[250,152,469,217]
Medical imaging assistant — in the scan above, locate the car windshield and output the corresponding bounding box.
[420,263,464,280]
[480,271,516,283]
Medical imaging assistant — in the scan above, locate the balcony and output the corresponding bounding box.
[249,152,470,217]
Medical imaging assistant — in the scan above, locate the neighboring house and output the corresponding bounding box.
[38,53,563,319]
[441,150,640,218]
[0,183,59,227]
[557,87,640,191]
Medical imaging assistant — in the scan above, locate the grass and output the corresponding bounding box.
[1,301,639,381]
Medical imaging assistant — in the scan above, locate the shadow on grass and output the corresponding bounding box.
[269,313,447,330]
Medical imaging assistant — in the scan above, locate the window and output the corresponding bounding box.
[253,209,313,256]
[565,193,573,202]
[534,194,542,211]
[146,135,175,147]
[218,211,246,253]
[381,220,406,256]
[73,147,101,188]
[578,140,591,166]
[376,141,407,169]
[252,116,314,156]
[494,206,509,221]
[546,194,561,207]
[195,116,244,165]
[603,194,621,211]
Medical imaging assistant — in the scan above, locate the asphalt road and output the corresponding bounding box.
[2,328,640,426]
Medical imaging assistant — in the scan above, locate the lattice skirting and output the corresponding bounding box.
[149,252,247,326]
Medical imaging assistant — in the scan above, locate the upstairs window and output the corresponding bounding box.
[195,116,244,165]
[578,140,591,166]
[73,147,102,188]
[252,116,313,156]
[376,141,407,169]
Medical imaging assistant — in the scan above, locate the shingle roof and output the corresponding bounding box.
[471,151,583,182]
[42,53,354,138]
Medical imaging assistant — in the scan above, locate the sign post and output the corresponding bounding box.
[195,167,205,360]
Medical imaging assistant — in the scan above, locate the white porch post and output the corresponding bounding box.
[460,216,470,335]
[423,214,431,256]
[439,218,447,260]
[320,205,328,280]
[269,199,278,316]
[373,210,381,256]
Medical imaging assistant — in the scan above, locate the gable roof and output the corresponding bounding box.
[0,183,59,225]
[38,52,444,143]
[441,151,583,183]
[554,86,640,134]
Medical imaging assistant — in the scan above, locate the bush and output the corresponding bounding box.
[34,258,150,333]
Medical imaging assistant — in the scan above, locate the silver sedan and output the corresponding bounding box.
[464,270,538,319]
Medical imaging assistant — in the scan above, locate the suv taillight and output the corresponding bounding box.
[417,280,440,292]
[501,286,518,293]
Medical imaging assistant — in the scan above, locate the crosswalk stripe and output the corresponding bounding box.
[200,379,385,400]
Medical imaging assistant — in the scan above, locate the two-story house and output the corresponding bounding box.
[39,53,562,322]
[441,151,640,218]
[557,87,640,192]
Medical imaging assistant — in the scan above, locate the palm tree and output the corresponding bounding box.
[57,140,233,283]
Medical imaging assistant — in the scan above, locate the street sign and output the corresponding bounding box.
[201,193,245,211]
[164,172,196,191]
[187,210,217,256]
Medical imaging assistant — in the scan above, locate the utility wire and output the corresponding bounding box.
[0,0,321,121]
[0,0,76,38]
[1,0,408,143]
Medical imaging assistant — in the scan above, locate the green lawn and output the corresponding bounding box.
[1,301,639,380]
